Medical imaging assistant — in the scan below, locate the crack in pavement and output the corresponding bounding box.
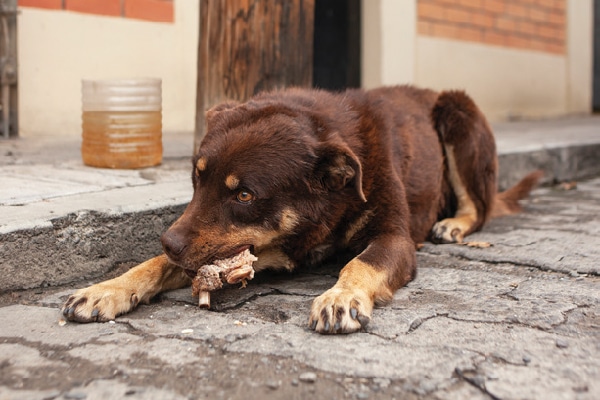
[216,287,314,312]
[402,311,575,337]
[454,366,502,400]
[435,252,593,276]
[407,312,448,333]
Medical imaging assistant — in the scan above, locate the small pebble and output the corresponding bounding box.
[487,372,499,381]
[523,355,531,364]
[266,380,281,390]
[299,372,317,383]
[58,319,67,327]
[556,339,569,348]
[373,377,390,389]
[181,329,194,334]
[291,379,299,386]
[64,392,87,400]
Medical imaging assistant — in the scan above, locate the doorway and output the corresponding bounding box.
[313,0,361,90]
[593,0,600,111]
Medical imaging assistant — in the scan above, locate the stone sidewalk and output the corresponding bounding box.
[0,177,599,399]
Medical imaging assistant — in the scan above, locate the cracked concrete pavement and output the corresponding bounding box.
[1,176,599,399]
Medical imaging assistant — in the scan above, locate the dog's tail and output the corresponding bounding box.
[491,170,544,218]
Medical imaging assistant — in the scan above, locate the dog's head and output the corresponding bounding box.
[161,94,365,274]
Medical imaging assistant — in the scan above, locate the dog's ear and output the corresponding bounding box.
[206,101,240,130]
[316,141,367,202]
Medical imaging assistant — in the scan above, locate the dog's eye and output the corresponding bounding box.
[236,190,255,204]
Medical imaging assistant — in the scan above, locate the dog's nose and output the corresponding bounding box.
[161,230,188,262]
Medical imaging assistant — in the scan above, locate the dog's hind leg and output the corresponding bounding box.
[430,90,497,243]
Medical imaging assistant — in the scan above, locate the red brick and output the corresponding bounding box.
[528,7,549,22]
[483,0,504,13]
[537,24,560,40]
[431,22,459,38]
[418,20,433,35]
[545,41,565,54]
[446,7,471,24]
[435,0,457,6]
[65,0,121,17]
[470,12,495,29]
[552,0,566,11]
[531,39,564,54]
[505,3,529,18]
[547,11,565,25]
[535,0,555,8]
[496,16,517,32]
[458,0,483,8]
[19,0,62,9]
[516,20,537,36]
[418,2,446,21]
[456,25,483,42]
[124,0,174,23]
[483,30,507,46]
[506,34,532,50]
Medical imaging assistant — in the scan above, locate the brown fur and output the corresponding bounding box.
[62,86,541,333]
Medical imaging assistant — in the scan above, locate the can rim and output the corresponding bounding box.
[82,78,162,86]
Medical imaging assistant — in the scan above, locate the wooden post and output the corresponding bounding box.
[194,0,315,152]
[0,0,19,138]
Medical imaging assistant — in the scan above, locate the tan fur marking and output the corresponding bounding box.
[279,208,300,233]
[229,227,281,250]
[225,175,240,190]
[446,145,476,220]
[433,144,478,243]
[253,247,295,272]
[196,157,207,172]
[337,258,393,303]
[343,210,374,244]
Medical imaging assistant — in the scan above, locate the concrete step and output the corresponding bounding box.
[1,117,599,292]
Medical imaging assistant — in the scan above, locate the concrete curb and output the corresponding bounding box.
[498,142,600,189]
[0,204,186,292]
[1,118,599,292]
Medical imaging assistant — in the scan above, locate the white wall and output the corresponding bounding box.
[17,1,199,137]
[361,0,416,88]
[361,0,593,121]
[566,0,593,114]
[414,37,568,121]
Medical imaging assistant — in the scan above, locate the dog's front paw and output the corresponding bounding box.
[308,287,373,334]
[62,282,139,323]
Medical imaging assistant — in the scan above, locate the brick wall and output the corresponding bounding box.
[19,0,174,23]
[418,0,565,54]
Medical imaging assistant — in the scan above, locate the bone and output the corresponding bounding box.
[191,249,257,309]
[198,291,211,309]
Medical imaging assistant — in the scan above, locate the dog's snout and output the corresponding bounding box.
[161,230,188,262]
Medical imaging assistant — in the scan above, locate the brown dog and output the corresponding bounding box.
[62,86,541,334]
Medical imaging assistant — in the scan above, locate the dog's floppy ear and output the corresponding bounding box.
[316,140,367,202]
[206,101,240,130]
